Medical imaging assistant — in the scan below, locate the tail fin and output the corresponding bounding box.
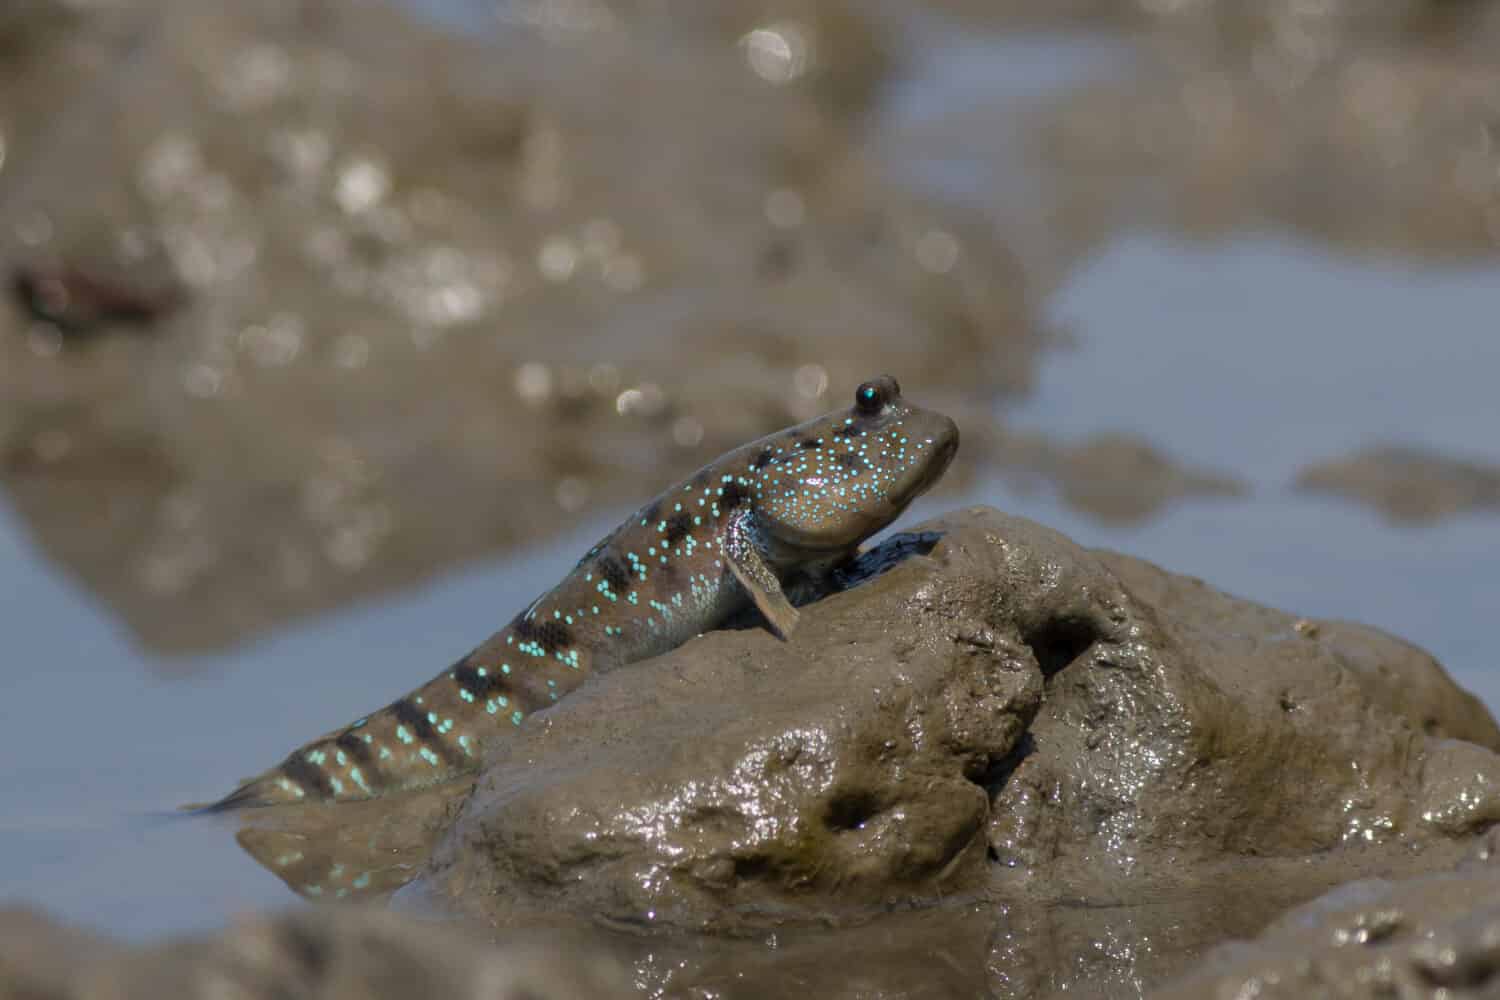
[183,772,301,814]
[188,629,555,811]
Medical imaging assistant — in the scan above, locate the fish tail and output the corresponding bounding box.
[189,769,311,812]
[196,618,581,809]
[196,646,526,810]
[196,724,398,811]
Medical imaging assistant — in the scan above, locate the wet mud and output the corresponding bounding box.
[1157,833,1500,999]
[122,506,1498,997]
[1296,445,1500,523]
[1040,4,1500,261]
[992,429,1248,525]
[423,509,1496,920]
[0,0,1030,658]
[12,0,1496,660]
[4,0,1500,997]
[0,904,632,1000]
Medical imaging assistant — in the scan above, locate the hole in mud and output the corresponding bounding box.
[979,733,1034,798]
[733,855,772,880]
[1021,616,1098,680]
[825,790,882,832]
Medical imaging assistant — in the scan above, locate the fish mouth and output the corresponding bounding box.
[891,424,959,509]
[930,434,959,479]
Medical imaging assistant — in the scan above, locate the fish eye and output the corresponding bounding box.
[854,376,900,415]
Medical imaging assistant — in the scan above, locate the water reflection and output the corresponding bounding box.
[210,529,946,904]
[225,779,472,903]
[2,5,1499,996]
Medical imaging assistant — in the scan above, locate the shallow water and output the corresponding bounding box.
[0,498,620,938]
[1009,230,1500,705]
[2,9,1498,956]
[5,230,1494,941]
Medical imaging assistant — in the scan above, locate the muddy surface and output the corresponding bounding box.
[0,905,631,1000]
[1296,445,1500,522]
[162,506,1497,996]
[8,0,1495,660]
[3,0,1500,998]
[1041,6,1500,261]
[993,429,1248,525]
[422,510,1497,923]
[1156,834,1500,999]
[0,0,1030,657]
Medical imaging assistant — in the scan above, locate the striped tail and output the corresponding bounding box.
[198,618,595,810]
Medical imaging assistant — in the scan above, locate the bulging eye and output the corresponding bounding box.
[854,376,900,415]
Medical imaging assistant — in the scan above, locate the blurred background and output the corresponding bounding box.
[0,0,1497,938]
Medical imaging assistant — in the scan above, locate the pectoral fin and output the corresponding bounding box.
[722,508,799,640]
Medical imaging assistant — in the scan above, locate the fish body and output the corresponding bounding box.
[208,376,958,808]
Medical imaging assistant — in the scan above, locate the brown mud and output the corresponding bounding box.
[0,0,1027,657]
[1296,445,1500,523]
[111,506,1497,998]
[4,0,1500,997]
[10,0,1495,660]
[0,904,632,1000]
[1156,831,1500,998]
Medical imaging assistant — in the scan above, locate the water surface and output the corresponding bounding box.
[2,12,1497,945]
